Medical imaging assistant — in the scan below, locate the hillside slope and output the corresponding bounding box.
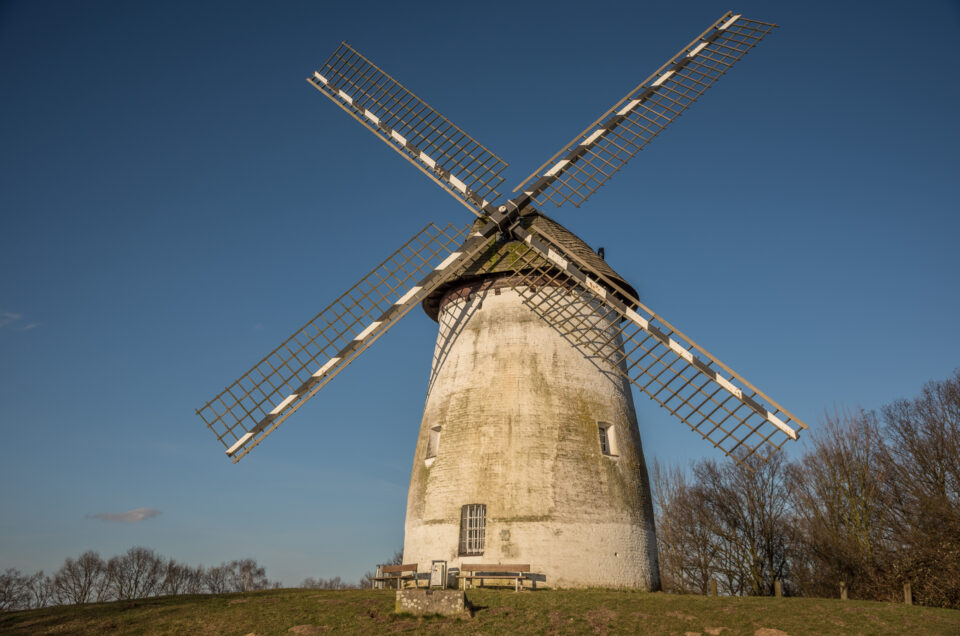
[1,588,957,635]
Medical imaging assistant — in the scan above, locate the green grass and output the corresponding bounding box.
[1,587,957,635]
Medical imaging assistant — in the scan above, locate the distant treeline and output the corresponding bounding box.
[1,546,401,612]
[653,369,960,609]
[0,547,278,611]
[302,550,403,591]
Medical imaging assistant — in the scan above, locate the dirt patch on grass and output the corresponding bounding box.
[586,607,617,634]
[288,625,329,634]
[755,629,789,636]
[387,619,422,633]
[548,610,565,629]
[705,628,727,635]
[667,610,697,621]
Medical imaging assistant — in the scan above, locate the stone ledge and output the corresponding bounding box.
[395,589,466,616]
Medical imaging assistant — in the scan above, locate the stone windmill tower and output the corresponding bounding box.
[405,215,658,588]
[198,12,806,590]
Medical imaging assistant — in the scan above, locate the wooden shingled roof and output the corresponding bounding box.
[422,212,638,321]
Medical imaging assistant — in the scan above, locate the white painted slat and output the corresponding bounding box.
[545,248,568,269]
[715,375,743,399]
[396,286,423,305]
[581,129,605,146]
[312,357,341,378]
[354,321,382,341]
[687,42,709,58]
[269,394,298,415]
[448,174,467,193]
[668,338,695,363]
[625,308,649,330]
[651,70,675,87]
[435,252,462,270]
[719,14,741,30]
[544,159,569,177]
[617,99,643,116]
[226,432,254,455]
[766,411,798,440]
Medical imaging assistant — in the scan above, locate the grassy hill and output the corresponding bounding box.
[2,587,958,635]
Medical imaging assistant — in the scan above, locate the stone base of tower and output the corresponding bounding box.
[405,519,659,589]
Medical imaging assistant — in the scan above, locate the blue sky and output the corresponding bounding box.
[1,0,958,585]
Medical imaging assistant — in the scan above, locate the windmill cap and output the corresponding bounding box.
[422,212,639,321]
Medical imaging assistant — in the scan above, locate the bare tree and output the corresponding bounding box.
[0,569,32,611]
[359,571,376,589]
[204,564,231,594]
[26,572,53,609]
[161,559,191,596]
[302,576,352,590]
[652,461,717,594]
[695,451,792,597]
[788,409,893,600]
[227,559,269,593]
[53,551,107,605]
[107,547,164,600]
[883,369,960,608]
[182,565,206,595]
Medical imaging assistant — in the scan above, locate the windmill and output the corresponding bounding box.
[198,12,805,588]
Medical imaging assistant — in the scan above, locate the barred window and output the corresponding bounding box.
[459,504,486,556]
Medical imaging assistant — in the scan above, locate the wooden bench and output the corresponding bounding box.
[371,563,420,589]
[458,564,535,592]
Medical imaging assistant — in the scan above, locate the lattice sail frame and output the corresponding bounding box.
[198,221,503,462]
[307,42,507,214]
[503,222,806,465]
[515,12,776,210]
[200,12,804,465]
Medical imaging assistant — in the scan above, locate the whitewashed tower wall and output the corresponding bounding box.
[403,271,660,589]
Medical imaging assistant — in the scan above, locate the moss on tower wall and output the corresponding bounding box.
[403,286,660,589]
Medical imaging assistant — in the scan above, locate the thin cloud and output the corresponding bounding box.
[86,508,162,523]
[0,312,38,330]
[0,312,22,328]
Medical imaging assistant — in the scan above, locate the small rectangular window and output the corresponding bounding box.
[459,504,486,556]
[426,425,441,459]
[598,422,617,456]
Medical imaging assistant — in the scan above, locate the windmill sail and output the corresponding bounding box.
[515,12,776,210]
[198,221,498,462]
[503,220,805,465]
[308,43,508,214]
[201,12,805,468]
